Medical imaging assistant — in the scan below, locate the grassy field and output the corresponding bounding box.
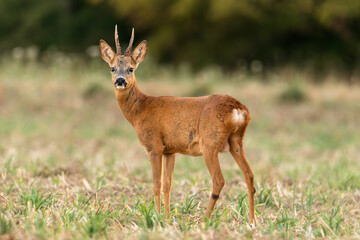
[0,56,359,239]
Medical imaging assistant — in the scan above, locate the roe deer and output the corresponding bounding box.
[99,26,256,225]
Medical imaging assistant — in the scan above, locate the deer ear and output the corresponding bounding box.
[131,40,147,65]
[99,40,116,64]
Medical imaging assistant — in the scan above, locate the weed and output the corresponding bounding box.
[72,187,103,209]
[276,211,299,238]
[18,185,54,214]
[320,205,344,236]
[257,187,275,208]
[181,192,201,214]
[136,200,156,229]
[233,194,248,220]
[82,212,108,238]
[306,188,314,210]
[204,208,224,230]
[4,155,15,175]
[34,214,47,237]
[0,214,13,235]
[61,209,82,228]
[178,216,193,232]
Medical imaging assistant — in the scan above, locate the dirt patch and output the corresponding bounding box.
[37,161,85,178]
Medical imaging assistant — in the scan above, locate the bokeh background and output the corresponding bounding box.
[0,0,360,239]
[1,0,360,79]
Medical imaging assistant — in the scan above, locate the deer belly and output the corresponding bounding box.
[163,130,202,156]
[185,139,202,156]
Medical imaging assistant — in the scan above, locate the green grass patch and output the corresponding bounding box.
[0,60,359,238]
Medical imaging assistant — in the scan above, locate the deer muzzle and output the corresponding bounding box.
[115,77,127,89]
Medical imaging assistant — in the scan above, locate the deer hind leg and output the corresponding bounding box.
[162,153,175,217]
[229,133,256,225]
[148,151,163,214]
[203,149,225,218]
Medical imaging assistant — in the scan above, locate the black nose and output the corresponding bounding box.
[115,77,127,87]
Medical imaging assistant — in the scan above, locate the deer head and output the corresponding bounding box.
[99,26,147,90]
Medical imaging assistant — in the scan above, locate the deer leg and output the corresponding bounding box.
[229,134,256,225]
[203,150,225,218]
[162,153,175,217]
[148,151,163,214]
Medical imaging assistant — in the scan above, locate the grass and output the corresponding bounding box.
[0,55,360,239]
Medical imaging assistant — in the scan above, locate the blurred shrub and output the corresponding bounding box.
[83,82,107,99]
[279,81,307,103]
[188,84,212,97]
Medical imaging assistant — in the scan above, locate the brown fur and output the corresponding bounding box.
[99,28,256,225]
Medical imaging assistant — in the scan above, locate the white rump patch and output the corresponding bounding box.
[232,109,246,124]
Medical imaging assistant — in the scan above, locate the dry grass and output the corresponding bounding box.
[0,57,359,239]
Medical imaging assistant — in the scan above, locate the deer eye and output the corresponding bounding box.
[111,67,116,73]
[129,68,134,73]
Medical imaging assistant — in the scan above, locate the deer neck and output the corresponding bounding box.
[114,80,147,125]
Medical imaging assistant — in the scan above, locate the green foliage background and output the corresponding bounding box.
[1,0,360,74]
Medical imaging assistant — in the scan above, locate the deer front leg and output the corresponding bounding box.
[203,151,225,218]
[162,153,175,217]
[148,151,163,214]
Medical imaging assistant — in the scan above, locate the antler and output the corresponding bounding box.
[115,25,121,55]
[124,28,134,56]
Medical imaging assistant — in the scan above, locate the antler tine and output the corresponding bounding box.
[115,25,121,55]
[124,28,135,56]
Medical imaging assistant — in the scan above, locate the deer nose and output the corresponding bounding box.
[115,77,127,87]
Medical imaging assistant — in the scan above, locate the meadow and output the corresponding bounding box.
[0,55,359,239]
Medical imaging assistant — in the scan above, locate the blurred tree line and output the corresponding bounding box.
[0,0,359,78]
